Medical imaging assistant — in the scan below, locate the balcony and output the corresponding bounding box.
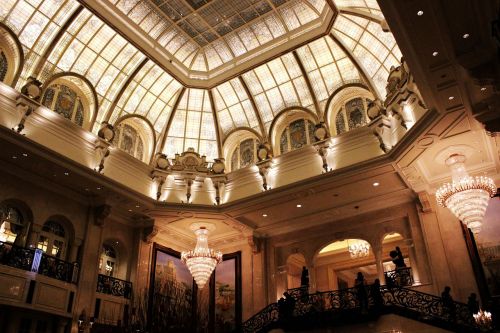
[384,267,414,287]
[0,241,78,283]
[96,274,132,299]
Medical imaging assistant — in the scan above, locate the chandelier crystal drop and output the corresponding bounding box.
[348,240,370,258]
[181,227,222,289]
[473,309,493,330]
[436,154,496,233]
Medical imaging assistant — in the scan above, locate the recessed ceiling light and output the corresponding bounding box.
[115,241,119,244]
[432,51,439,56]
[262,214,268,217]
[480,87,487,92]
[128,209,132,212]
[296,204,302,208]
[64,172,69,176]
[96,187,101,190]
[22,153,28,157]
[417,10,424,16]
[85,188,89,191]
[373,182,380,187]
[135,205,140,208]
[462,33,470,39]
[11,155,17,159]
[448,96,455,100]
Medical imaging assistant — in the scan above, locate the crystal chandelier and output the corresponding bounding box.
[181,226,222,289]
[348,240,370,258]
[473,309,492,330]
[436,154,496,233]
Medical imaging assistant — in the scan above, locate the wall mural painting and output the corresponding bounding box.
[239,138,254,168]
[214,252,242,333]
[289,119,307,150]
[150,245,195,333]
[149,246,241,333]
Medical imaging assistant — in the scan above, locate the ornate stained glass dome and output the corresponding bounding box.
[0,0,401,164]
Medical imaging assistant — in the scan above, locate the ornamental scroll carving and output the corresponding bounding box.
[151,148,227,204]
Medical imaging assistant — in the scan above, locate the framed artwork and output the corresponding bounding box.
[148,246,241,333]
[213,252,242,333]
[149,244,195,333]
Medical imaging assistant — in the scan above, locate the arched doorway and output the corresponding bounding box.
[314,239,375,292]
[286,253,307,290]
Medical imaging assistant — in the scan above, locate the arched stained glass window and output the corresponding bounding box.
[0,51,7,82]
[334,97,370,135]
[113,123,145,161]
[42,83,85,127]
[230,138,258,171]
[279,118,316,154]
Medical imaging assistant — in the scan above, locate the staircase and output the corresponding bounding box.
[241,286,487,333]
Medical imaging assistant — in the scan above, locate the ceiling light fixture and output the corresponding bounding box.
[373,182,380,187]
[463,33,470,39]
[348,240,371,258]
[296,204,302,208]
[262,214,268,217]
[64,172,69,176]
[417,10,424,16]
[436,153,496,233]
[182,225,222,289]
[432,51,439,56]
[22,153,28,157]
[448,96,454,100]
[480,87,487,92]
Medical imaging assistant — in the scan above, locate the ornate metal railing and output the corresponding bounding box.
[384,267,414,287]
[242,285,482,333]
[96,274,132,299]
[0,241,78,283]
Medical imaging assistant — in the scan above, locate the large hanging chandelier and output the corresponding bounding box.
[436,153,496,234]
[181,226,222,289]
[348,240,370,258]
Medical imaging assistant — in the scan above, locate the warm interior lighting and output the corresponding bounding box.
[296,204,302,208]
[373,182,380,187]
[182,226,222,289]
[473,309,492,330]
[348,239,371,258]
[436,154,496,233]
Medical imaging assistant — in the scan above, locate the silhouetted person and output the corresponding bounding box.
[441,286,456,320]
[389,246,406,269]
[300,266,309,288]
[283,292,296,319]
[371,278,383,310]
[467,293,479,315]
[355,272,368,312]
[278,297,286,321]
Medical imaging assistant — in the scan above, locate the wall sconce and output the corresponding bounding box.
[78,310,95,332]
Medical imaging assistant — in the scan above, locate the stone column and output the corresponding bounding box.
[405,238,420,284]
[275,265,288,299]
[72,204,110,332]
[69,238,83,263]
[372,242,385,283]
[27,223,42,248]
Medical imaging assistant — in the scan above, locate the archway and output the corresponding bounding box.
[286,253,307,290]
[314,238,375,292]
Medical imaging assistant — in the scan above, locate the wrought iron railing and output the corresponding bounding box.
[384,267,414,287]
[0,241,78,283]
[96,274,132,299]
[241,285,482,333]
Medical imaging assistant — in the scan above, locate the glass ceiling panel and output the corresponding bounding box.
[38,8,147,132]
[213,78,260,136]
[242,53,314,131]
[296,36,361,110]
[164,88,218,160]
[332,13,401,98]
[111,61,183,136]
[105,0,325,74]
[333,0,383,19]
[0,0,80,88]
